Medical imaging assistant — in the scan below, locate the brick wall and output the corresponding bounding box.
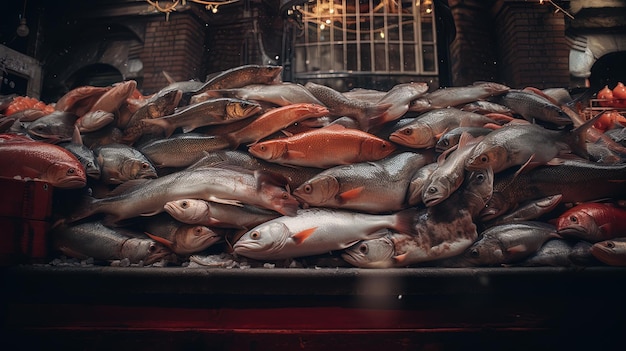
[448,0,500,86]
[448,0,570,89]
[140,12,207,94]
[493,1,570,89]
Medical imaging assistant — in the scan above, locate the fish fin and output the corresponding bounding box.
[139,210,162,216]
[506,244,528,254]
[208,196,243,207]
[106,179,151,197]
[223,133,241,149]
[599,224,612,237]
[280,129,295,137]
[434,127,450,141]
[338,187,364,203]
[161,71,176,85]
[286,150,307,159]
[71,126,83,145]
[145,232,175,250]
[457,131,482,149]
[570,110,606,159]
[291,227,317,245]
[513,154,542,179]
[364,103,394,131]
[392,253,410,266]
[141,118,175,138]
[485,113,515,124]
[392,208,418,235]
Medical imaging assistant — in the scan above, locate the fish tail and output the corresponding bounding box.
[365,103,394,131]
[570,111,605,159]
[223,132,241,149]
[392,208,418,235]
[66,196,98,223]
[141,118,174,138]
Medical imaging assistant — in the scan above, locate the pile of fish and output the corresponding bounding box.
[1,64,626,268]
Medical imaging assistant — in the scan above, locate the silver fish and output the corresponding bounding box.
[462,221,560,266]
[60,126,101,179]
[51,221,174,264]
[233,208,416,261]
[140,214,223,255]
[138,133,230,168]
[510,238,578,267]
[193,82,325,107]
[591,237,626,266]
[68,166,300,224]
[164,198,280,229]
[26,111,78,143]
[496,89,573,126]
[95,143,158,184]
[293,152,432,213]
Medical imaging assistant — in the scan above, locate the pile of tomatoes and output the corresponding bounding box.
[597,82,626,108]
[2,96,55,116]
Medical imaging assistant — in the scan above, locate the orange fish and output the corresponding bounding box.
[248,124,396,168]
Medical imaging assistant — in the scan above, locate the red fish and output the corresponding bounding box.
[0,139,86,188]
[556,203,626,243]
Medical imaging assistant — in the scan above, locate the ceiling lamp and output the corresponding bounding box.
[146,0,240,20]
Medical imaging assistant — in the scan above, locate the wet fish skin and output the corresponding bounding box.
[60,127,101,179]
[293,152,432,213]
[75,81,137,132]
[435,126,493,153]
[68,166,299,224]
[224,103,329,147]
[51,221,174,264]
[422,132,481,207]
[164,198,280,229]
[75,110,115,133]
[55,86,111,116]
[138,133,230,168]
[233,207,416,261]
[193,65,284,96]
[591,237,626,266]
[140,214,223,255]
[305,81,390,131]
[141,98,262,138]
[248,124,396,168]
[0,139,86,188]
[121,89,183,143]
[556,202,626,243]
[389,108,497,149]
[409,81,510,113]
[342,232,397,268]
[484,194,563,227]
[373,82,429,126]
[465,113,602,174]
[510,238,578,267]
[462,221,560,266]
[480,159,626,222]
[407,162,438,206]
[194,82,325,107]
[95,143,158,184]
[26,110,78,143]
[496,89,573,126]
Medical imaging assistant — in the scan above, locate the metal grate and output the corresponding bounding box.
[294,0,437,80]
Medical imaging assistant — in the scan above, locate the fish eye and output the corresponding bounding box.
[258,145,266,152]
[181,201,189,208]
[569,215,578,223]
[194,227,203,235]
[381,143,388,149]
[149,244,157,252]
[402,129,412,136]
[141,163,150,169]
[304,184,312,193]
[442,139,449,146]
[427,186,437,194]
[67,168,76,175]
[476,173,485,182]
[250,231,260,240]
[470,248,480,258]
[606,242,615,249]
[480,155,489,163]
[282,192,290,199]
[359,244,368,254]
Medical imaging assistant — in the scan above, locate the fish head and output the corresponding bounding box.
[123,239,175,265]
[361,138,397,160]
[556,209,599,241]
[407,163,437,206]
[390,124,435,148]
[591,239,626,266]
[120,159,158,182]
[342,236,396,268]
[463,167,494,217]
[422,177,453,207]
[164,199,210,224]
[226,100,262,120]
[173,225,222,255]
[248,140,288,161]
[466,142,506,172]
[479,193,510,222]
[260,185,300,217]
[435,133,459,153]
[233,222,290,259]
[305,103,330,116]
[463,238,504,266]
[293,175,340,206]
[45,161,87,189]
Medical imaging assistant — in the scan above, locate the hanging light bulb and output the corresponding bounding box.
[16,0,29,37]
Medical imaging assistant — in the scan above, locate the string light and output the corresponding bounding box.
[146,0,240,20]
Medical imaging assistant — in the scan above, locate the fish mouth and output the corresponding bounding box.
[86,169,101,179]
[55,177,87,189]
[423,195,445,207]
[556,226,588,239]
[232,240,264,253]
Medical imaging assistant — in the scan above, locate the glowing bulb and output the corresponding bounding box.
[326,19,331,24]
[379,31,385,39]
[212,6,218,13]
[320,24,325,30]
